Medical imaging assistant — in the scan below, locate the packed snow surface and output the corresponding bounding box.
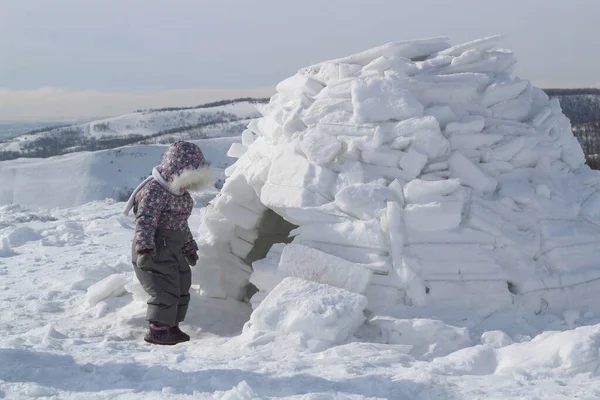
[1,201,600,398]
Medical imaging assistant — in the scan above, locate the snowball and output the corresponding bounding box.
[403,201,464,232]
[86,273,129,306]
[398,148,428,178]
[403,178,461,204]
[247,277,368,345]
[277,244,373,294]
[448,152,497,193]
[351,76,424,123]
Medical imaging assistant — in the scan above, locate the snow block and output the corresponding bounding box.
[261,148,337,209]
[403,178,461,204]
[351,76,424,123]
[247,277,368,344]
[299,129,342,164]
[404,201,463,232]
[86,273,129,306]
[399,148,428,178]
[448,152,497,193]
[290,219,387,251]
[335,183,398,219]
[277,244,373,294]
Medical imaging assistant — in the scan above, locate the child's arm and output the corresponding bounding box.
[134,183,166,254]
[182,222,198,256]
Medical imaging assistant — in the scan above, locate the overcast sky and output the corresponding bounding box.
[1,0,599,121]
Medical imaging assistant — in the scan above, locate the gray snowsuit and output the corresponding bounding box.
[125,141,211,326]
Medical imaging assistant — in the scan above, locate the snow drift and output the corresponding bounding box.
[0,137,236,209]
[196,35,600,328]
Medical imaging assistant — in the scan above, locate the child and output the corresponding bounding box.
[123,141,212,345]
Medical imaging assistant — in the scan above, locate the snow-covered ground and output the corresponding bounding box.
[2,200,600,399]
[4,36,600,399]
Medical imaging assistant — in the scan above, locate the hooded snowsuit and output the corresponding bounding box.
[125,141,211,326]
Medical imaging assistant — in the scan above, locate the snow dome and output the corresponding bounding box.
[195,35,600,322]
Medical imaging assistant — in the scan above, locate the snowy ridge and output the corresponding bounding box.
[0,100,261,158]
[197,35,600,335]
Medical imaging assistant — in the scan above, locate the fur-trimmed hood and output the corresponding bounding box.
[156,141,212,193]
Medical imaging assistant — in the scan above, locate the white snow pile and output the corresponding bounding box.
[196,34,600,345]
[242,277,368,351]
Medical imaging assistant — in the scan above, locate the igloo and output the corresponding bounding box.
[196,35,600,321]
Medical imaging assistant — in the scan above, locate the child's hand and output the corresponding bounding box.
[185,252,199,267]
[136,249,153,266]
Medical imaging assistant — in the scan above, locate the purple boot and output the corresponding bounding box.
[144,324,178,345]
[170,323,190,343]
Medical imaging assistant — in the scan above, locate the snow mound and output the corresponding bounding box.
[370,316,472,360]
[197,36,600,327]
[432,324,600,377]
[243,277,367,349]
[2,226,41,247]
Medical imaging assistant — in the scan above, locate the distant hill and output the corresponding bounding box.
[546,89,600,168]
[0,99,267,161]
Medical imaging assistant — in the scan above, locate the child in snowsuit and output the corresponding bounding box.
[123,141,211,345]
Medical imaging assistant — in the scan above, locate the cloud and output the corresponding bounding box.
[0,87,276,122]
